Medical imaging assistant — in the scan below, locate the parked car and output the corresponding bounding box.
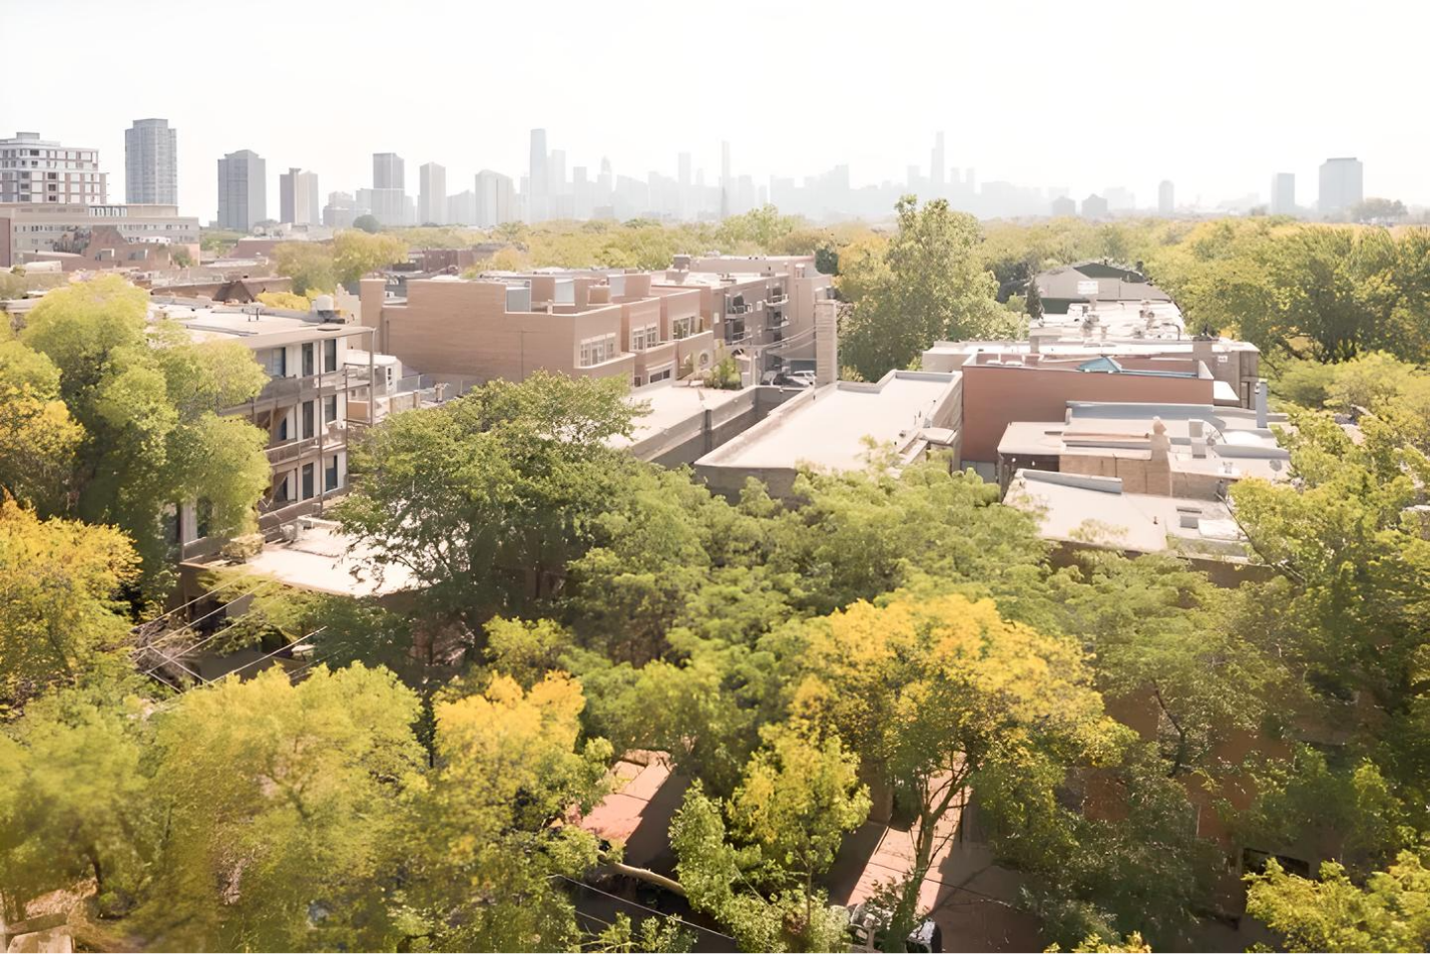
[844,901,942,953]
[760,370,812,387]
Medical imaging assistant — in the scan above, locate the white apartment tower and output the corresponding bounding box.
[475,169,515,228]
[371,152,407,226]
[1158,180,1174,216]
[217,149,266,231]
[1271,173,1296,216]
[1318,157,1364,218]
[0,131,106,204]
[279,168,320,225]
[419,162,446,225]
[125,119,177,206]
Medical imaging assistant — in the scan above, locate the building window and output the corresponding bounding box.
[323,394,337,426]
[579,333,618,367]
[302,463,315,500]
[649,367,672,383]
[323,338,338,372]
[302,401,315,439]
[302,342,315,376]
[261,347,286,377]
[325,455,340,492]
[632,324,660,350]
[672,316,696,340]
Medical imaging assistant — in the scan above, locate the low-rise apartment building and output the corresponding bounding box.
[653,254,835,373]
[151,298,376,553]
[357,271,716,391]
[0,201,200,268]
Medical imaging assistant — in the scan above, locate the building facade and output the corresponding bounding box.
[1,131,106,205]
[475,170,516,227]
[0,202,200,268]
[124,119,177,206]
[217,149,266,231]
[1158,180,1174,216]
[1270,172,1296,216]
[279,168,320,225]
[1318,157,1363,218]
[419,162,446,225]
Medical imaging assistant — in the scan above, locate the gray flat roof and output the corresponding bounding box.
[1006,469,1250,559]
[609,381,750,450]
[697,370,959,472]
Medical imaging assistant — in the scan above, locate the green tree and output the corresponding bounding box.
[138,665,424,951]
[338,371,642,630]
[0,500,139,707]
[333,230,408,285]
[789,592,1120,937]
[0,338,83,509]
[20,276,270,592]
[837,196,1015,380]
[271,242,337,295]
[1246,851,1430,952]
[352,213,380,233]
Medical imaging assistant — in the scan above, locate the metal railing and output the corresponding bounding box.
[767,293,788,306]
[264,421,346,465]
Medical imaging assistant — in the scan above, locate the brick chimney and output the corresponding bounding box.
[1147,418,1173,496]
[815,298,839,387]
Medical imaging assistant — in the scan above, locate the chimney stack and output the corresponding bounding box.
[1147,418,1173,496]
[814,298,839,387]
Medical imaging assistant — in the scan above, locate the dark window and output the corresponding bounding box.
[195,499,213,539]
[325,455,339,492]
[276,414,289,441]
[302,342,315,376]
[302,464,315,500]
[323,395,337,426]
[323,339,338,372]
[302,401,315,439]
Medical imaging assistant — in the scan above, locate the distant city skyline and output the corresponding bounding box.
[4,0,1425,223]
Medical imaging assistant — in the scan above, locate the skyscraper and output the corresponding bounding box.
[475,169,516,228]
[371,153,407,226]
[931,132,946,191]
[720,141,731,219]
[373,152,404,191]
[1270,173,1296,216]
[1318,157,1363,218]
[216,149,266,231]
[529,129,548,222]
[279,168,320,225]
[125,118,177,205]
[419,162,446,225]
[1158,180,1174,216]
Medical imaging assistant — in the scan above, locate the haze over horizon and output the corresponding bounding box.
[4,0,1423,222]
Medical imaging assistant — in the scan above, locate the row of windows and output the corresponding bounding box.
[259,340,340,378]
[631,324,661,351]
[579,333,618,367]
[273,455,343,504]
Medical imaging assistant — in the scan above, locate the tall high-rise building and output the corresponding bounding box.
[371,152,407,226]
[124,118,177,206]
[931,132,946,190]
[1,131,106,204]
[1158,180,1174,216]
[720,141,731,219]
[373,152,404,191]
[528,129,548,222]
[1318,157,1363,218]
[279,168,319,225]
[1270,173,1296,216]
[216,149,266,231]
[475,169,516,228]
[447,190,477,226]
[419,162,446,225]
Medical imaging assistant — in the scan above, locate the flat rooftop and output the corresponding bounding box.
[1006,469,1251,561]
[696,370,959,472]
[214,520,417,598]
[150,301,365,348]
[608,380,751,450]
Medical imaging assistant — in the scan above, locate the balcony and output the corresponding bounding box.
[725,328,748,345]
[725,302,749,317]
[769,314,790,330]
[767,292,788,306]
[264,421,347,466]
[251,368,367,405]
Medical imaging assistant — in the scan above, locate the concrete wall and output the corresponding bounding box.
[961,365,1215,465]
[373,278,634,387]
[628,386,799,468]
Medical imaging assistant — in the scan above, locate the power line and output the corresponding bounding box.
[551,874,736,944]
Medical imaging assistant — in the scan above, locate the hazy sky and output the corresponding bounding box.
[3,0,1423,221]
